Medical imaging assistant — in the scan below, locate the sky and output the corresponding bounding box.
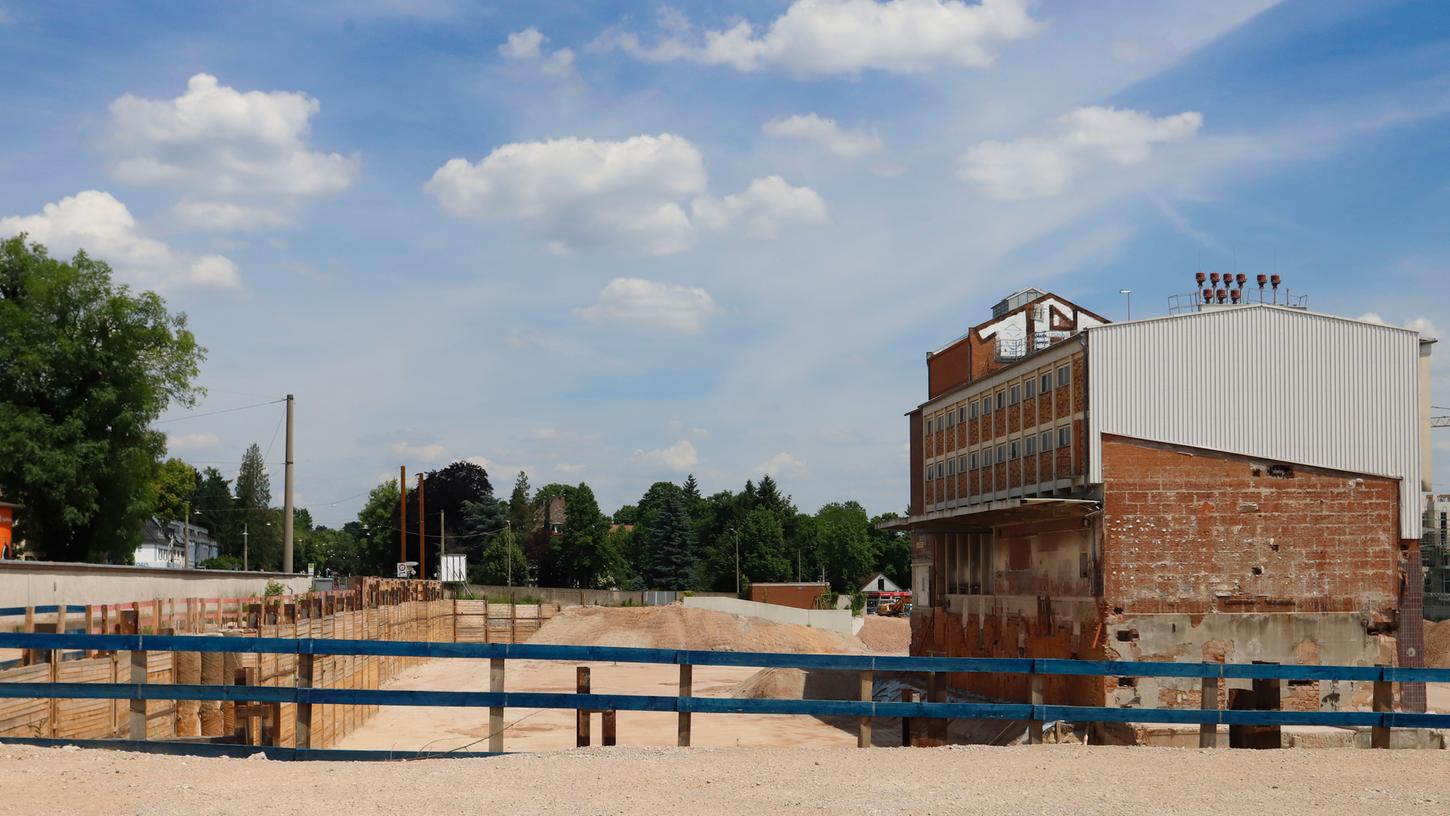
[1,0,1448,526]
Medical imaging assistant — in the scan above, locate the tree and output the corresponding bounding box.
[506,471,535,539]
[816,502,873,592]
[736,508,791,587]
[301,526,362,576]
[458,496,507,572]
[475,525,529,586]
[150,458,200,522]
[0,236,205,562]
[545,484,622,589]
[641,488,696,590]
[869,512,911,589]
[233,443,280,569]
[192,467,231,538]
[356,479,401,575]
[418,460,494,571]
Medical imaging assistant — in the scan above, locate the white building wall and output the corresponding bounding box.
[1086,305,1424,537]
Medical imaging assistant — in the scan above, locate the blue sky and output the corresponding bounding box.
[1,0,1447,525]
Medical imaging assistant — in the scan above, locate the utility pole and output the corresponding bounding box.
[283,394,295,573]
[506,521,513,588]
[242,522,249,572]
[182,501,191,569]
[399,466,407,573]
[417,473,426,580]
[734,527,741,597]
[439,509,446,579]
[1119,288,1133,321]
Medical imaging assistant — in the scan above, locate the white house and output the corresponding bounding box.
[135,519,219,569]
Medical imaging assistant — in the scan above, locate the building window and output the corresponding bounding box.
[958,455,968,472]
[1009,385,1020,405]
[983,397,992,415]
[958,406,967,423]
[1025,379,1036,399]
[1010,441,1020,459]
[970,451,979,470]
[948,458,956,476]
[995,392,1005,411]
[1057,365,1071,388]
[996,444,1006,463]
[969,401,978,419]
[1026,436,1036,456]
[1040,430,1053,451]
[947,410,956,428]
[1058,425,1072,449]
[925,465,933,481]
[1040,372,1052,393]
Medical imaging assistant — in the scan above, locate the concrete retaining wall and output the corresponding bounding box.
[684,595,863,636]
[0,561,311,608]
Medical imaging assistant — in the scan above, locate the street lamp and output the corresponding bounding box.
[1119,288,1133,321]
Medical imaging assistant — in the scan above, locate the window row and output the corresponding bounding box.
[925,363,1073,435]
[924,426,1073,480]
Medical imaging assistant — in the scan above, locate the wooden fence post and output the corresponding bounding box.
[489,658,505,753]
[677,663,692,747]
[901,688,915,747]
[1027,670,1043,745]
[602,709,617,747]
[576,666,591,747]
[858,670,873,748]
[129,645,148,740]
[21,605,34,665]
[1371,669,1392,749]
[1199,676,1218,748]
[296,652,315,750]
[927,671,946,745]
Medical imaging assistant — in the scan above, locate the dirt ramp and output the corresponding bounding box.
[530,604,865,654]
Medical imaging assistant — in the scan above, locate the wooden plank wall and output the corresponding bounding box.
[453,600,560,644]
[0,579,465,747]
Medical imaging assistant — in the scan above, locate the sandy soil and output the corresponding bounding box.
[4,743,1448,816]
[856,615,911,653]
[531,604,865,653]
[338,658,855,752]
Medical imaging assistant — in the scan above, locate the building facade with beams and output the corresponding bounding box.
[892,285,1436,719]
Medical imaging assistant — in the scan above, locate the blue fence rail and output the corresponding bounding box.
[1,632,1448,760]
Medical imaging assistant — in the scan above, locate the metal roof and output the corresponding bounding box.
[1085,304,1426,537]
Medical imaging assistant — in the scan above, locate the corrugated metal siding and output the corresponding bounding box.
[1087,306,1422,537]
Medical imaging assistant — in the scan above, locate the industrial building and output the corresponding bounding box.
[892,278,1436,719]
[1425,493,1450,620]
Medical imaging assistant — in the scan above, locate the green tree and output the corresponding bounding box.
[506,471,535,538]
[736,507,791,587]
[816,502,874,592]
[642,488,696,590]
[869,512,911,589]
[301,526,362,576]
[545,484,621,588]
[150,458,200,522]
[0,236,205,562]
[356,479,401,575]
[476,525,529,586]
[191,466,232,544]
[234,443,280,569]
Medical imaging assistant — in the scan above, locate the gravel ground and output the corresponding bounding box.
[3,743,1446,816]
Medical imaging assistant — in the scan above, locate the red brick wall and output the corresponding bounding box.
[909,411,923,515]
[1100,435,1400,616]
[927,340,971,399]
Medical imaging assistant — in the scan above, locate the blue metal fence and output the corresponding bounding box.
[2,631,1447,760]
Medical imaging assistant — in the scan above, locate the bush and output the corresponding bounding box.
[199,555,243,571]
[264,580,287,597]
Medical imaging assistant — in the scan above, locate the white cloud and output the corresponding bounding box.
[0,191,241,291]
[108,73,357,198]
[756,451,806,478]
[172,200,290,232]
[763,113,882,158]
[600,0,1038,76]
[427,135,825,252]
[555,463,585,474]
[1357,312,1440,340]
[574,277,719,333]
[958,106,1203,199]
[426,134,705,255]
[635,439,699,471]
[166,432,220,451]
[500,28,576,77]
[692,176,828,238]
[391,441,446,461]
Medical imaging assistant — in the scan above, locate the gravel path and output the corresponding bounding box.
[3,743,1446,816]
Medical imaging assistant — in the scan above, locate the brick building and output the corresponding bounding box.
[891,284,1436,717]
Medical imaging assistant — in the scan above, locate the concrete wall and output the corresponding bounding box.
[684,595,862,637]
[0,561,311,608]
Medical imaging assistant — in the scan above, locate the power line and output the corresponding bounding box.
[155,398,284,424]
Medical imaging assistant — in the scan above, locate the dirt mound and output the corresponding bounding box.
[1424,619,1450,668]
[530,604,866,654]
[857,615,911,654]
